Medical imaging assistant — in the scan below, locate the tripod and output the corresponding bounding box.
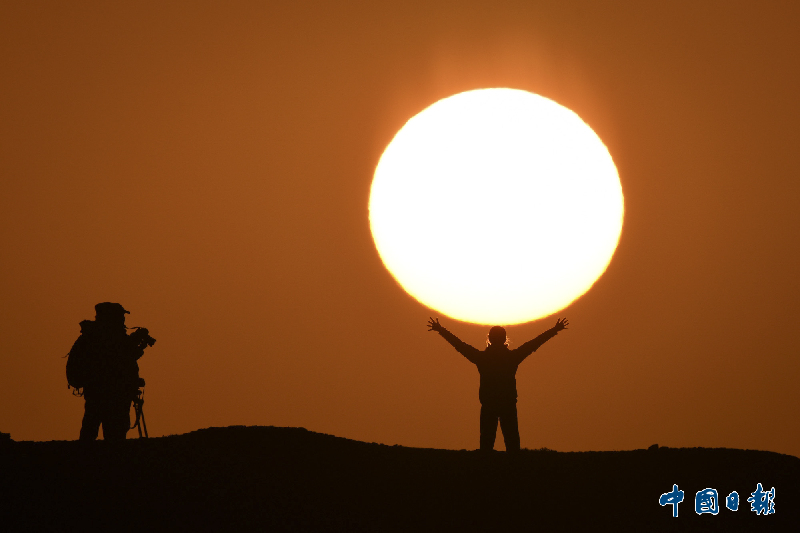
[131,388,148,438]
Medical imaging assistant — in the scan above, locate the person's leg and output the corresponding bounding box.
[79,397,101,441]
[101,397,131,441]
[499,404,520,453]
[480,404,499,451]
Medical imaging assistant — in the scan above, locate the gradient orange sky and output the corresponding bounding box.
[2,1,798,456]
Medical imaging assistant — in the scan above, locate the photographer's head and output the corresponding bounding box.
[95,302,129,327]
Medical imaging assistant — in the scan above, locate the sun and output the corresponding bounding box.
[369,88,623,325]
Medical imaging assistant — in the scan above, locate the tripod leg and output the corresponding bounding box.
[140,407,148,438]
[131,399,142,436]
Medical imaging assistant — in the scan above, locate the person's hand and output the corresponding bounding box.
[554,317,569,331]
[427,317,443,332]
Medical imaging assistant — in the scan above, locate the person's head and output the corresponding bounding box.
[487,326,508,347]
[94,302,129,327]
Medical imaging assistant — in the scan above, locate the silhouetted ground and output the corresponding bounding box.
[1,426,797,532]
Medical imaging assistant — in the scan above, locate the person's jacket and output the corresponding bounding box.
[437,326,559,406]
[74,322,145,399]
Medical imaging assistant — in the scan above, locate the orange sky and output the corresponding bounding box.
[1,1,798,456]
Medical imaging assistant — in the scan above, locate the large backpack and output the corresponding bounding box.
[65,320,95,395]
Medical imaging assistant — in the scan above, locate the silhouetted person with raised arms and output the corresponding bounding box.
[66,303,155,441]
[428,317,568,453]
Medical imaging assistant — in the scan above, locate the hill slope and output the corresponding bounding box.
[1,426,797,532]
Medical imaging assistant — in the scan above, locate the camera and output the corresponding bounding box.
[131,327,157,347]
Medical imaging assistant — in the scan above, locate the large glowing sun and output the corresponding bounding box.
[369,88,623,325]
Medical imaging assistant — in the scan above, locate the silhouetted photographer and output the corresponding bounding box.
[66,302,155,441]
[428,317,568,452]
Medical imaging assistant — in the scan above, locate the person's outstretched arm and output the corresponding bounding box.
[513,318,569,364]
[427,317,481,364]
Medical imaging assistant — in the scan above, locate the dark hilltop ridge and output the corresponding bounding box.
[1,426,797,532]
